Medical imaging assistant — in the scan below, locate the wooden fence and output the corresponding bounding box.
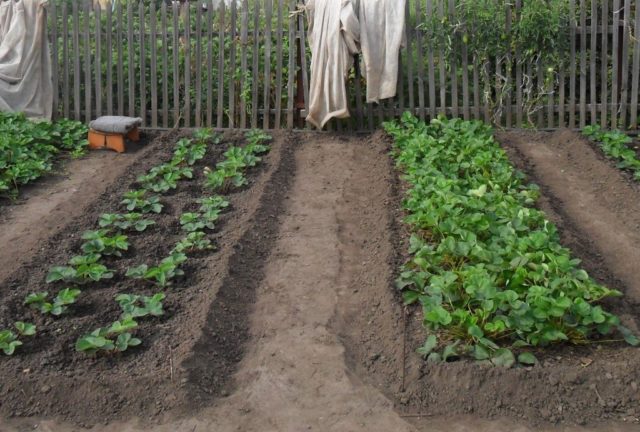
[47,0,640,131]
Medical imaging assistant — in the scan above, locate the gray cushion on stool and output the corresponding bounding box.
[89,116,143,134]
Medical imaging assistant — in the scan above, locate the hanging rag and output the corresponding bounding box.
[305,0,360,129]
[0,0,53,120]
[358,0,406,103]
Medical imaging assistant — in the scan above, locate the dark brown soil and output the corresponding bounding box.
[338,130,640,429]
[0,130,292,427]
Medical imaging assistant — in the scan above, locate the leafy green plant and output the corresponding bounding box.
[172,231,215,254]
[24,288,81,316]
[583,125,640,181]
[384,113,638,366]
[198,195,229,226]
[46,254,114,284]
[172,137,207,166]
[14,321,36,337]
[81,230,129,257]
[121,190,164,214]
[126,253,187,287]
[75,317,141,355]
[0,330,22,355]
[245,129,272,154]
[98,212,156,232]
[116,293,165,319]
[180,212,206,232]
[138,163,194,193]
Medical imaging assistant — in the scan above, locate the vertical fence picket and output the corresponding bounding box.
[62,2,70,119]
[73,1,80,120]
[504,4,512,127]
[161,2,169,128]
[414,0,426,120]
[630,0,640,129]
[515,0,522,127]
[117,0,124,116]
[263,0,273,129]
[50,1,59,119]
[183,4,190,128]
[619,0,632,128]
[95,5,102,118]
[569,0,576,129]
[437,0,447,116]
[150,1,158,128]
[139,1,146,126]
[83,1,91,123]
[106,5,113,115]
[426,0,436,119]
[299,12,309,128]
[287,0,296,129]
[195,3,202,128]
[229,1,237,129]
[240,0,249,129]
[207,1,214,128]
[579,0,587,128]
[251,0,261,128]
[217,2,225,129]
[590,0,597,124]
[404,1,415,116]
[274,0,284,128]
[601,0,609,127]
[611,0,621,129]
[448,0,458,119]
[172,2,180,126]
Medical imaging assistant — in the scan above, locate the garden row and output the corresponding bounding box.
[0,112,88,199]
[384,113,638,368]
[583,125,640,182]
[0,128,271,357]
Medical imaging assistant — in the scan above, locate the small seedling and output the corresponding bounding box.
[81,230,129,257]
[0,330,21,355]
[116,293,166,319]
[47,255,113,284]
[172,231,214,254]
[76,317,141,355]
[25,288,81,316]
[180,213,206,232]
[122,190,163,214]
[126,253,187,287]
[14,322,36,337]
[99,213,156,232]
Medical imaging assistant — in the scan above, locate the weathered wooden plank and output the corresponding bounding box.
[448,0,458,119]
[579,0,587,128]
[83,1,91,122]
[117,0,124,115]
[569,0,576,128]
[195,2,203,127]
[600,0,608,127]
[414,0,425,120]
[619,0,632,128]
[139,1,146,126]
[217,2,226,129]
[274,0,284,129]
[426,0,436,119]
[437,0,446,116]
[590,0,597,124]
[62,2,70,118]
[263,0,273,129]
[172,2,180,125]
[240,0,249,129]
[630,0,640,129]
[299,13,310,127]
[206,1,214,127]
[183,4,190,128]
[286,0,296,129]
[150,1,158,128]
[50,1,59,119]
[229,1,237,129]
[161,2,169,128]
[515,0,522,126]
[611,0,620,128]
[106,4,113,115]
[504,4,512,127]
[403,1,415,116]
[128,0,135,118]
[251,0,261,128]
[95,5,102,118]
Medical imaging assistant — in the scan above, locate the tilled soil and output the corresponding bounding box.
[1,129,639,432]
[0,130,288,426]
[342,130,640,430]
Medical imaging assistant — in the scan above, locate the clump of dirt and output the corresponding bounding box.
[339,129,640,430]
[0,130,290,427]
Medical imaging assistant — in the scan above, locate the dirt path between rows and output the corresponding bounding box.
[0,139,155,285]
[2,132,639,432]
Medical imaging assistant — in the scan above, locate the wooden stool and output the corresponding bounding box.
[88,116,143,153]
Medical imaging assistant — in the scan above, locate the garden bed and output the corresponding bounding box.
[0,129,294,426]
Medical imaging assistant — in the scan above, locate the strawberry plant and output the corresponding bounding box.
[98,213,156,232]
[172,231,215,254]
[0,322,36,355]
[24,288,81,316]
[138,163,194,193]
[75,317,141,355]
[583,126,640,181]
[81,230,129,257]
[14,322,36,337]
[116,293,165,319]
[180,212,206,232]
[47,254,114,284]
[121,190,164,214]
[126,253,187,287]
[384,114,638,366]
[245,129,272,154]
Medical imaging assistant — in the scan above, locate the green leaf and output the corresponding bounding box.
[14,322,36,336]
[416,335,438,358]
[442,341,460,362]
[491,348,515,368]
[618,326,640,347]
[517,352,538,365]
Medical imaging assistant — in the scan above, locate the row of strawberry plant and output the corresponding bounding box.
[6,131,214,356]
[384,113,638,368]
[583,125,640,182]
[0,112,88,199]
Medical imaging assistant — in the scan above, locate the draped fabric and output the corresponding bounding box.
[305,0,405,129]
[0,0,53,120]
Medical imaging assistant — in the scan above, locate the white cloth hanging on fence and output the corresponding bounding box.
[305,0,360,129]
[358,0,406,103]
[304,0,406,128]
[0,0,53,120]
